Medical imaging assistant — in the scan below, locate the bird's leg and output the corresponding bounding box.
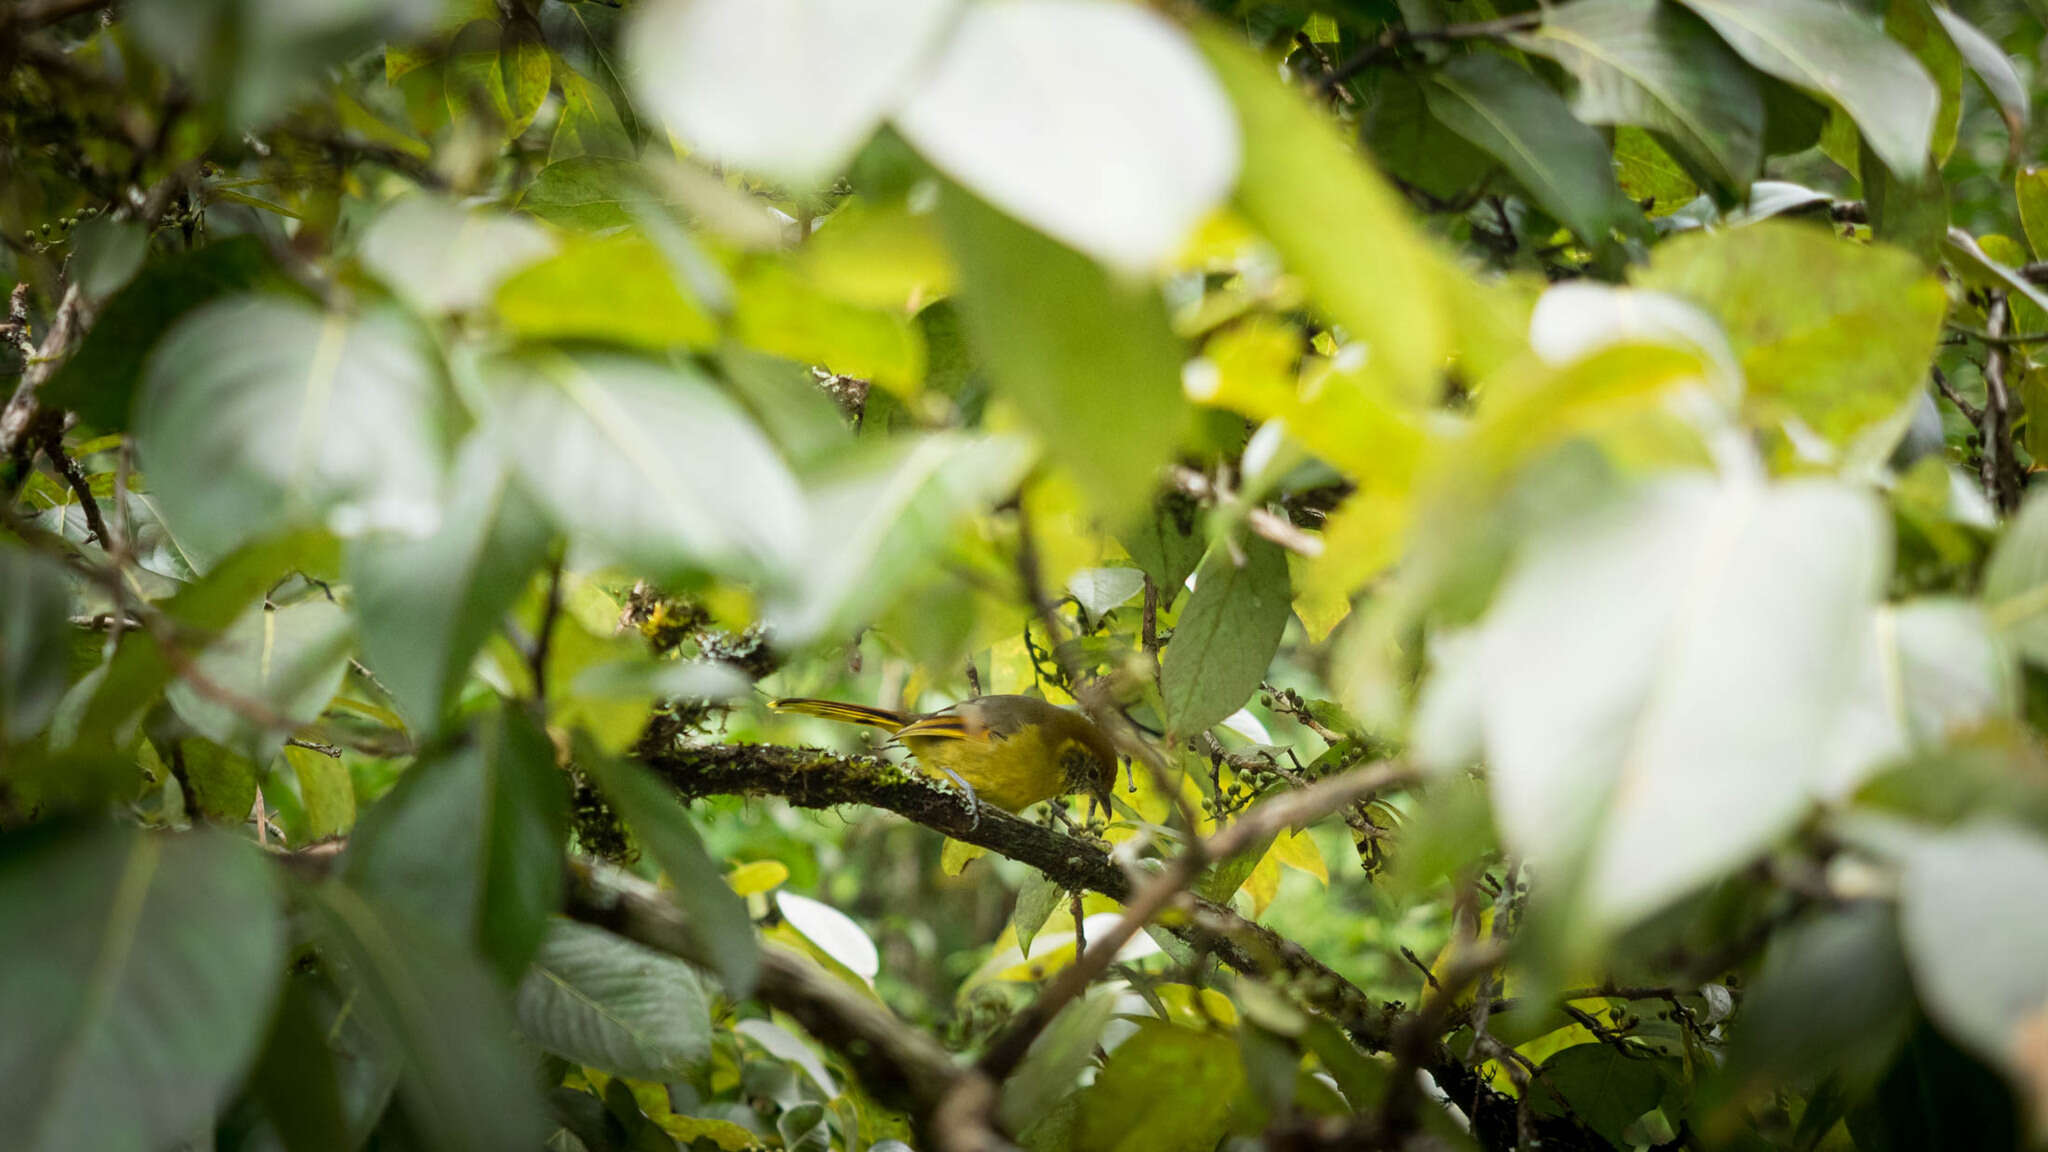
[1047,803,1082,834]
[936,766,982,829]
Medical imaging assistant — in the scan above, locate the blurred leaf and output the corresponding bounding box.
[1473,477,1884,930]
[1848,1018,2021,1152]
[800,197,956,310]
[171,739,259,826]
[1672,0,1936,178]
[1899,821,2048,1117]
[0,821,283,1152]
[1823,600,2017,799]
[0,542,70,746]
[1161,537,1291,736]
[1942,229,2048,318]
[1000,987,1119,1133]
[579,752,760,996]
[1933,8,2028,165]
[1198,28,1449,404]
[1861,147,1949,266]
[516,919,711,1079]
[71,217,147,300]
[246,973,353,1152]
[517,157,652,231]
[1983,491,2048,667]
[361,196,556,315]
[1424,54,1641,251]
[502,12,552,136]
[1716,903,1914,1103]
[43,237,270,430]
[731,261,925,397]
[1068,567,1146,618]
[1634,222,1946,465]
[1528,1044,1681,1148]
[1122,498,1206,607]
[304,882,548,1152]
[495,233,719,352]
[727,860,789,897]
[626,0,954,186]
[135,297,448,567]
[2018,167,2048,259]
[776,891,880,981]
[165,596,354,762]
[480,350,804,578]
[348,437,553,733]
[1363,69,1495,203]
[941,189,1187,519]
[773,433,1033,643]
[1076,1020,1244,1152]
[282,743,356,839]
[344,705,567,983]
[1514,0,1763,194]
[896,1,1236,273]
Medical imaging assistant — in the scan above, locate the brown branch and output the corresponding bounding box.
[1980,295,2025,514]
[1317,14,1542,91]
[41,432,109,546]
[1947,322,2048,348]
[0,282,85,466]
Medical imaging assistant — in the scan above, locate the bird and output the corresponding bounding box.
[768,693,1119,824]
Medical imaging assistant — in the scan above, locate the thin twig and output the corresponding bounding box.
[531,549,565,706]
[1169,467,1323,558]
[41,433,109,546]
[1932,366,1982,424]
[1318,13,1543,91]
[1946,321,2048,347]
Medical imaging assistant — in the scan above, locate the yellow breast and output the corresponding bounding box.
[900,726,1065,813]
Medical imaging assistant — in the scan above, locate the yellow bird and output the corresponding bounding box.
[769,694,1119,822]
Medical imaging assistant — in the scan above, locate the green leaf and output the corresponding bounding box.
[0,821,283,1152]
[625,0,954,186]
[1942,228,2048,318]
[42,237,270,430]
[479,350,804,579]
[894,1,1238,272]
[1000,987,1119,1132]
[1076,1020,1245,1152]
[1983,491,2048,666]
[495,233,719,352]
[1885,0,1964,166]
[1824,600,2016,798]
[70,217,147,300]
[1860,146,1949,266]
[1122,497,1206,608]
[1528,1044,1681,1148]
[283,743,357,839]
[360,196,556,315]
[515,919,712,1080]
[1422,54,1641,250]
[0,542,71,746]
[1633,221,1947,466]
[1671,0,1937,179]
[579,751,760,997]
[1011,871,1064,960]
[2018,167,2048,259]
[1933,8,2028,164]
[1196,28,1450,405]
[1161,536,1291,736]
[1363,69,1496,203]
[348,437,553,732]
[731,261,926,397]
[770,432,1034,643]
[165,596,354,763]
[1899,822,2048,1109]
[171,739,260,826]
[1514,0,1764,194]
[1472,477,1884,931]
[940,188,1188,520]
[516,156,650,231]
[135,297,448,568]
[1613,126,1701,215]
[344,705,567,983]
[501,12,552,136]
[304,882,548,1152]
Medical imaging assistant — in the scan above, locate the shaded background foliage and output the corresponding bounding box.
[6,1,2048,1151]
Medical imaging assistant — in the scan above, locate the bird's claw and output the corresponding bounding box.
[940,768,982,829]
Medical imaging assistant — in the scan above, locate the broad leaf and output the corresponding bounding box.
[304,883,548,1152]
[1474,476,1884,929]
[895,0,1238,273]
[627,0,954,185]
[480,350,804,578]
[731,261,926,397]
[0,543,71,745]
[164,596,354,763]
[494,233,719,352]
[1823,600,2016,799]
[1899,822,2048,1117]
[1514,0,1764,194]
[360,196,555,314]
[777,891,880,981]
[0,822,283,1152]
[1076,1021,1245,1152]
[1634,222,1946,467]
[516,157,653,231]
[1423,54,1641,250]
[135,297,448,567]
[344,706,567,983]
[516,919,711,1079]
[348,438,552,732]
[1933,8,2028,163]
[1983,491,2048,667]
[1161,537,1291,736]
[579,752,760,996]
[940,189,1188,519]
[1672,0,1936,179]
[1718,903,1914,1100]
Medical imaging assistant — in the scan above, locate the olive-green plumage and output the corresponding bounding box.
[768,694,1118,814]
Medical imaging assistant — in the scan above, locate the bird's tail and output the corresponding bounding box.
[768,698,910,731]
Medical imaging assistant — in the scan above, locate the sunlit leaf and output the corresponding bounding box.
[0,822,283,1152]
[516,919,711,1079]
[1076,1020,1244,1152]
[1933,8,2028,163]
[361,196,555,315]
[731,261,925,397]
[164,596,354,762]
[627,0,955,185]
[495,232,719,352]
[896,0,1237,273]
[1474,476,1884,929]
[776,891,880,981]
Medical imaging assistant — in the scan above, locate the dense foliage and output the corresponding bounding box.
[6,0,2048,1149]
